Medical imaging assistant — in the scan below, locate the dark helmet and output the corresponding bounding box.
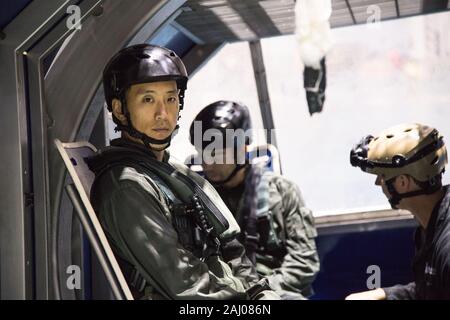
[189,100,252,186]
[189,100,252,150]
[103,44,188,148]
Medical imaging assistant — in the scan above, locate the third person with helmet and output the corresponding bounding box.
[189,100,320,300]
[347,123,450,300]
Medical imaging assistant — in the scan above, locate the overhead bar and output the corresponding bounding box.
[249,40,278,148]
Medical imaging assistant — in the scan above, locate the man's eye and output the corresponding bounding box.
[143,96,154,103]
[168,97,177,103]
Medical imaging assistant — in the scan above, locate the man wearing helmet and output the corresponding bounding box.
[347,123,450,300]
[189,100,320,300]
[86,44,276,300]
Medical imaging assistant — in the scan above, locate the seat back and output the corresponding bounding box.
[247,144,282,174]
[54,139,133,300]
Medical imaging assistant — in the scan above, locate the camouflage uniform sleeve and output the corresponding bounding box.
[98,182,248,300]
[266,178,320,299]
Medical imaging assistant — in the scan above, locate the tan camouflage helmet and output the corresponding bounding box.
[350,123,447,182]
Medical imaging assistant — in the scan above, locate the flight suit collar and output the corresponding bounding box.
[110,137,170,163]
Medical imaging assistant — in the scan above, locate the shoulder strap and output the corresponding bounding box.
[254,165,271,219]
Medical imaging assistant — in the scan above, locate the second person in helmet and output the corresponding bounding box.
[189,100,320,299]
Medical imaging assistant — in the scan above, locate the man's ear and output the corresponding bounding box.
[396,175,414,192]
[111,98,127,124]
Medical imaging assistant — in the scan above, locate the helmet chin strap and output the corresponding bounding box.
[386,178,441,209]
[209,164,247,187]
[207,145,249,187]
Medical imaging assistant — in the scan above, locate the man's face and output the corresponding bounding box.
[202,148,238,183]
[119,81,180,142]
[375,174,416,209]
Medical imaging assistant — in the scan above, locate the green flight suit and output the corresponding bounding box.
[215,165,320,299]
[87,138,273,300]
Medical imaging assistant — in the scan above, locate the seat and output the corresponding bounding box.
[54,139,133,300]
[247,144,282,174]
